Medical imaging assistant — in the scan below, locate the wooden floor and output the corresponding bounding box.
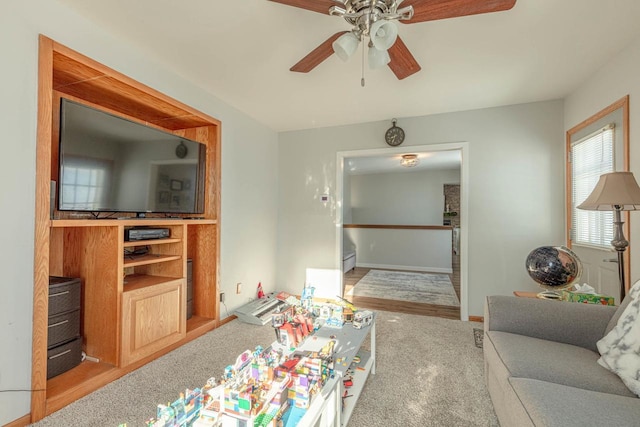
[343,255,461,320]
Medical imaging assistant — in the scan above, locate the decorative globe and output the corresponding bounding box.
[525,246,582,292]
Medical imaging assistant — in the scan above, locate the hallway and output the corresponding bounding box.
[343,254,461,320]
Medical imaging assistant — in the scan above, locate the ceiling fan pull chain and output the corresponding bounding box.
[361,40,366,87]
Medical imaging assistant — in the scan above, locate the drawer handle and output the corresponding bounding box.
[49,349,71,360]
[48,320,69,328]
[50,291,70,297]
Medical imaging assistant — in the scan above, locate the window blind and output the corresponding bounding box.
[60,156,111,210]
[571,125,614,247]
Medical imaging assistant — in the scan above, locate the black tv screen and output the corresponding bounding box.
[58,98,205,215]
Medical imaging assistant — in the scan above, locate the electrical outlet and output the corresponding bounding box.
[236,282,242,294]
[220,292,225,303]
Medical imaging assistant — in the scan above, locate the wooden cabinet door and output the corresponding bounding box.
[121,279,186,366]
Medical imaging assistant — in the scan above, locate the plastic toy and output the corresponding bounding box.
[353,310,373,329]
[301,284,314,311]
[257,282,265,299]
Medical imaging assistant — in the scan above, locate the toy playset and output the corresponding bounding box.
[142,289,372,427]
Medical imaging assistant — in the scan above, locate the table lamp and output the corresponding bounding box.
[577,171,640,302]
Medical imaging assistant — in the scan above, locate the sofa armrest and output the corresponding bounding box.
[484,295,617,352]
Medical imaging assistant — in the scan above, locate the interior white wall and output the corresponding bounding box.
[564,33,640,285]
[345,228,453,273]
[0,1,278,423]
[276,100,565,317]
[349,169,460,224]
[342,172,352,224]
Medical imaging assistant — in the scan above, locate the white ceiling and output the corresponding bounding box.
[346,150,461,175]
[57,0,640,132]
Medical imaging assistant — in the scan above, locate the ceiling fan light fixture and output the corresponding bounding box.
[370,19,398,51]
[273,0,518,80]
[401,154,419,168]
[368,45,391,69]
[332,31,360,61]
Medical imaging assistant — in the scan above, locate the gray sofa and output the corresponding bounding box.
[484,295,640,426]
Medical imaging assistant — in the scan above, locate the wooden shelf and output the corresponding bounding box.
[187,315,216,334]
[123,274,180,293]
[123,254,181,268]
[51,218,217,227]
[123,238,182,247]
[46,361,117,413]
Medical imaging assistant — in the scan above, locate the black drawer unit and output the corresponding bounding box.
[48,276,82,379]
[47,336,82,379]
[47,309,81,349]
[48,276,81,316]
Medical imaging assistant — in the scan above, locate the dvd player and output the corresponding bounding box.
[125,227,170,241]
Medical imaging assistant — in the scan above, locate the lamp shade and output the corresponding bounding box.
[332,32,360,61]
[577,171,640,211]
[368,46,391,69]
[370,20,398,51]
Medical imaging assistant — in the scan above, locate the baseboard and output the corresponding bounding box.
[219,314,237,326]
[4,413,31,427]
[356,263,453,274]
[469,315,484,323]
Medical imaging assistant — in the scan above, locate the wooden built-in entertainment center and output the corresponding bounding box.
[31,35,221,422]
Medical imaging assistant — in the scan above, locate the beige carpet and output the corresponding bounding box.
[31,312,497,427]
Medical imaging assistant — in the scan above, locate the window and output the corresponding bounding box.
[60,156,111,210]
[570,125,614,247]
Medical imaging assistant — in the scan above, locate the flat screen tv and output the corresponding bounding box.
[58,98,206,215]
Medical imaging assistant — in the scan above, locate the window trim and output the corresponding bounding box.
[565,95,630,287]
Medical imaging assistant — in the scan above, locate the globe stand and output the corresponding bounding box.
[536,290,563,300]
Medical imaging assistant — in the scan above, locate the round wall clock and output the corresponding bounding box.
[175,141,188,158]
[385,119,405,146]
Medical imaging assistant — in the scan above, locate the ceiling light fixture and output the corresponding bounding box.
[330,0,414,85]
[401,154,419,168]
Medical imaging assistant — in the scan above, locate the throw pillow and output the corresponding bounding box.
[604,279,640,335]
[597,280,640,396]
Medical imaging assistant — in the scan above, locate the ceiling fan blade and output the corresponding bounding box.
[268,0,337,15]
[402,0,516,23]
[290,31,348,73]
[388,36,421,80]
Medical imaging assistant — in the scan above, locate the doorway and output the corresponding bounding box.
[335,142,469,320]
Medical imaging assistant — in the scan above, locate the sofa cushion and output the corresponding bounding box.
[510,378,640,427]
[487,330,635,397]
[598,290,640,396]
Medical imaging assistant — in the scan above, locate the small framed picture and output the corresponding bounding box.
[170,194,181,208]
[170,179,183,191]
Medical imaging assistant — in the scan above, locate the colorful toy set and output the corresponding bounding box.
[272,305,315,348]
[144,290,371,427]
[148,388,204,427]
[146,342,329,427]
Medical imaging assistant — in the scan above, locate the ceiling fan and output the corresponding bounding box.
[269,0,517,80]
